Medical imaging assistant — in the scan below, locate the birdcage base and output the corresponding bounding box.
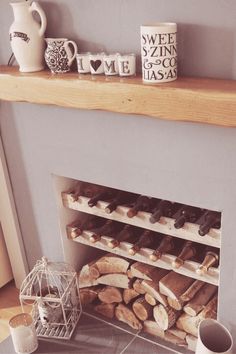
[34,308,82,340]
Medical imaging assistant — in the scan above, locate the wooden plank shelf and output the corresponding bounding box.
[69,229,219,286]
[1,66,236,127]
[62,192,221,248]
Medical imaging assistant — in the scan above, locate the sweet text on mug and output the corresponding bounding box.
[141,31,177,81]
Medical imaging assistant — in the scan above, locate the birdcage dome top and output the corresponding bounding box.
[20,257,77,300]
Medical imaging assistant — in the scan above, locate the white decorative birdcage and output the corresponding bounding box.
[19,257,82,340]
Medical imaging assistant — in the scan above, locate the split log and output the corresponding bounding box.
[145,293,157,306]
[133,279,146,294]
[89,254,130,279]
[168,327,187,340]
[94,303,116,319]
[153,304,179,330]
[132,297,153,321]
[184,283,217,316]
[164,332,187,347]
[97,273,131,289]
[168,279,205,310]
[177,295,218,337]
[123,289,139,305]
[115,303,142,330]
[98,286,123,304]
[79,286,102,306]
[143,321,186,346]
[129,262,168,281]
[78,261,99,288]
[143,320,165,338]
[142,279,168,306]
[159,271,194,299]
[180,279,205,303]
[186,334,198,352]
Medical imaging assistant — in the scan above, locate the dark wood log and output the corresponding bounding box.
[129,262,168,281]
[94,303,116,319]
[79,286,103,305]
[159,271,194,299]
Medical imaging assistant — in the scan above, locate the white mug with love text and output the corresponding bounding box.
[89,53,105,74]
[140,23,177,83]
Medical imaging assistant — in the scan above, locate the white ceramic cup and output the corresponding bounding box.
[76,52,91,73]
[89,53,105,74]
[140,22,177,83]
[117,53,136,76]
[196,319,233,354]
[103,53,119,76]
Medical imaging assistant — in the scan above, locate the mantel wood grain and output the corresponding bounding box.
[0,66,236,127]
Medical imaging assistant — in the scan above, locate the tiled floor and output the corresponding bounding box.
[0,281,21,343]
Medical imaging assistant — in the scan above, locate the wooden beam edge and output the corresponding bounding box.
[0,66,236,127]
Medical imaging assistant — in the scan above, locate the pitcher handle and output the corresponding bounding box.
[65,41,78,66]
[30,2,47,37]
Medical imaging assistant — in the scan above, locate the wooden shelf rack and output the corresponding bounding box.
[63,193,219,286]
[62,192,221,248]
[0,66,236,127]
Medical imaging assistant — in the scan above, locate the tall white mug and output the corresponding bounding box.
[140,22,177,83]
[196,319,233,354]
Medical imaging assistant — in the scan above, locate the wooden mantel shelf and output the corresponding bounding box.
[0,65,236,127]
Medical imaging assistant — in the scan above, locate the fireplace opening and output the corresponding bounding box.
[54,175,221,352]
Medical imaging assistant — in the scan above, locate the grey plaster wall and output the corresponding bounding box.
[1,0,236,348]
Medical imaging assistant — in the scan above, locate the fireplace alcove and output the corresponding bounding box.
[0,68,236,353]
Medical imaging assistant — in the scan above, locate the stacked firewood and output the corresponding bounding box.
[78,253,218,352]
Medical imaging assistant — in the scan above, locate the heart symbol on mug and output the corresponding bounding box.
[90,60,102,72]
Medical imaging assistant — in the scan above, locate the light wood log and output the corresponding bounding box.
[78,261,99,288]
[186,334,197,352]
[143,321,186,347]
[94,303,116,319]
[123,288,139,305]
[153,304,179,330]
[143,320,165,338]
[168,327,187,340]
[180,279,205,303]
[145,293,157,306]
[132,297,153,321]
[168,280,205,310]
[115,303,142,330]
[129,262,168,281]
[97,273,131,289]
[184,283,217,316]
[79,286,103,306]
[89,254,130,279]
[159,271,194,299]
[133,279,146,294]
[164,332,187,347]
[142,279,168,306]
[177,296,218,337]
[98,286,123,304]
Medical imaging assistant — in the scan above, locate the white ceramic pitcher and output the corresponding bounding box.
[9,1,47,72]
